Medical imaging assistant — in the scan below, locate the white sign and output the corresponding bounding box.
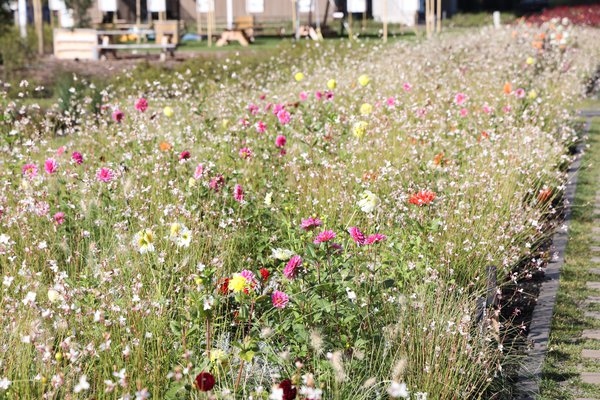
[347,0,366,13]
[298,0,314,13]
[49,0,66,11]
[59,8,74,27]
[148,0,166,12]
[197,0,213,12]
[246,0,264,13]
[373,0,419,27]
[98,0,117,12]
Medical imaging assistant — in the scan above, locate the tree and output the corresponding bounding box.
[64,0,94,27]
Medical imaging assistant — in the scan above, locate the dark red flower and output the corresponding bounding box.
[217,277,230,295]
[260,268,270,281]
[279,379,297,400]
[195,371,215,392]
[179,151,191,160]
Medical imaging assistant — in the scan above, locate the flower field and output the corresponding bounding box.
[1,21,599,400]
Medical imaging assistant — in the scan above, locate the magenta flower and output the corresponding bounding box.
[272,290,289,309]
[179,151,191,161]
[273,103,285,115]
[53,212,65,225]
[96,167,114,183]
[209,175,225,192]
[386,97,396,107]
[247,103,259,115]
[239,147,253,159]
[299,91,308,101]
[112,109,125,123]
[403,82,412,92]
[301,217,322,231]
[348,226,366,245]
[44,158,58,174]
[194,164,204,180]
[255,120,267,134]
[275,135,287,148]
[234,184,244,202]
[515,88,526,99]
[22,163,38,179]
[71,152,83,165]
[314,229,336,244]
[366,234,387,244]
[482,104,492,114]
[284,255,302,280]
[315,91,323,100]
[460,108,468,117]
[454,93,467,106]
[277,109,291,125]
[135,98,148,112]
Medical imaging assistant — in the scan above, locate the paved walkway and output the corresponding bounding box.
[575,172,600,400]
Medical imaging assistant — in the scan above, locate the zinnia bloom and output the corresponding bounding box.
[96,167,114,183]
[22,163,38,179]
[256,120,267,134]
[327,79,336,90]
[194,372,215,392]
[260,268,270,281]
[515,88,526,99]
[272,290,289,309]
[284,255,302,279]
[229,274,247,293]
[275,135,287,148]
[112,109,124,123]
[163,106,174,117]
[366,233,387,244]
[53,212,65,225]
[352,121,368,139]
[409,190,436,206]
[44,158,58,174]
[194,164,204,179]
[71,152,83,164]
[301,217,323,231]
[277,109,291,125]
[348,227,366,245]
[233,184,244,202]
[239,147,253,159]
[360,103,373,115]
[134,98,148,112]
[179,151,191,161]
[358,74,370,87]
[314,230,336,245]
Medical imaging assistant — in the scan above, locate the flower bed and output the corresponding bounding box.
[0,22,599,399]
[525,4,600,27]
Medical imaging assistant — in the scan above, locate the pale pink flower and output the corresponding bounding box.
[301,217,322,231]
[403,82,412,92]
[454,92,467,106]
[314,230,336,244]
[56,146,66,156]
[515,88,526,99]
[482,104,492,114]
[386,97,396,107]
[275,135,287,148]
[284,255,302,279]
[96,167,115,183]
[247,104,259,115]
[239,147,253,159]
[255,120,267,134]
[277,109,291,125]
[22,163,38,179]
[299,91,308,101]
[460,108,468,117]
[348,227,366,245]
[53,212,65,225]
[44,158,58,174]
[112,109,124,123]
[194,164,204,180]
[272,290,289,308]
[234,184,244,202]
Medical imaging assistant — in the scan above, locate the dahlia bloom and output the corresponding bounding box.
[233,184,244,202]
[409,190,436,206]
[96,167,115,183]
[366,233,387,244]
[22,163,38,179]
[272,290,289,309]
[44,158,58,174]
[229,274,247,293]
[314,230,336,245]
[277,109,291,125]
[134,98,148,112]
[275,135,287,148]
[284,255,302,279]
[348,227,366,245]
[194,372,215,392]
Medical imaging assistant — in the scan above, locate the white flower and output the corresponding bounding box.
[133,229,155,254]
[0,234,10,244]
[415,392,428,400]
[74,375,90,393]
[265,192,273,206]
[269,387,284,400]
[346,287,357,302]
[203,295,214,310]
[357,190,380,213]
[271,248,294,260]
[0,378,11,390]
[300,386,323,399]
[47,289,62,303]
[387,381,409,398]
[169,223,192,247]
[135,388,150,399]
[22,291,37,305]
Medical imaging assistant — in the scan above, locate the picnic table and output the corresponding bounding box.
[95,29,176,61]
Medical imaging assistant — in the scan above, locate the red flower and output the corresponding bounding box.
[260,268,270,281]
[409,190,436,206]
[279,379,297,400]
[179,151,191,161]
[217,277,230,294]
[195,371,215,392]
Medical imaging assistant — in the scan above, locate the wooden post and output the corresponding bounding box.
[196,6,202,35]
[33,0,43,55]
[347,10,352,40]
[383,0,388,43]
[136,0,141,44]
[362,11,366,31]
[436,0,442,33]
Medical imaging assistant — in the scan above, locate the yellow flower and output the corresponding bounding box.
[163,106,174,118]
[170,223,182,237]
[188,177,196,188]
[358,74,370,87]
[294,72,305,82]
[352,121,368,139]
[210,349,227,364]
[528,90,537,99]
[222,119,230,128]
[360,103,373,115]
[229,274,247,293]
[526,57,535,65]
[327,79,337,90]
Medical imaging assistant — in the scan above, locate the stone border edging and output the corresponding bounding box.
[514,111,595,399]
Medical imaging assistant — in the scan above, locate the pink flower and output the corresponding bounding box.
[44,158,58,174]
[460,108,468,117]
[482,104,493,114]
[255,120,267,134]
[240,269,257,291]
[135,98,148,112]
[22,163,38,179]
[194,164,204,179]
[239,147,253,159]
[314,229,336,244]
[209,175,225,192]
[71,152,83,165]
[275,135,287,148]
[366,234,387,244]
[503,105,512,113]
[315,91,323,100]
[515,88,526,99]
[56,146,66,156]
[112,109,125,123]
[299,91,308,101]
[284,255,302,279]
[179,151,191,161]
[53,212,65,225]
[301,217,322,231]
[386,97,396,107]
[233,184,244,202]
[277,109,291,125]
[272,103,285,115]
[454,92,467,106]
[272,290,289,309]
[348,226,366,245]
[96,167,115,183]
[247,104,259,115]
[403,82,412,92]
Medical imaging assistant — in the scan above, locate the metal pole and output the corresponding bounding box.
[436,0,441,33]
[226,0,233,30]
[383,0,388,43]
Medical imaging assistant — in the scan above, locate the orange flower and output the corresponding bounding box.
[503,82,512,94]
[159,141,172,152]
[538,188,552,203]
[409,190,436,206]
[433,152,444,166]
[532,41,543,49]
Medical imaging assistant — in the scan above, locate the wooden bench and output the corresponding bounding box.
[95,30,176,61]
[216,16,258,47]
